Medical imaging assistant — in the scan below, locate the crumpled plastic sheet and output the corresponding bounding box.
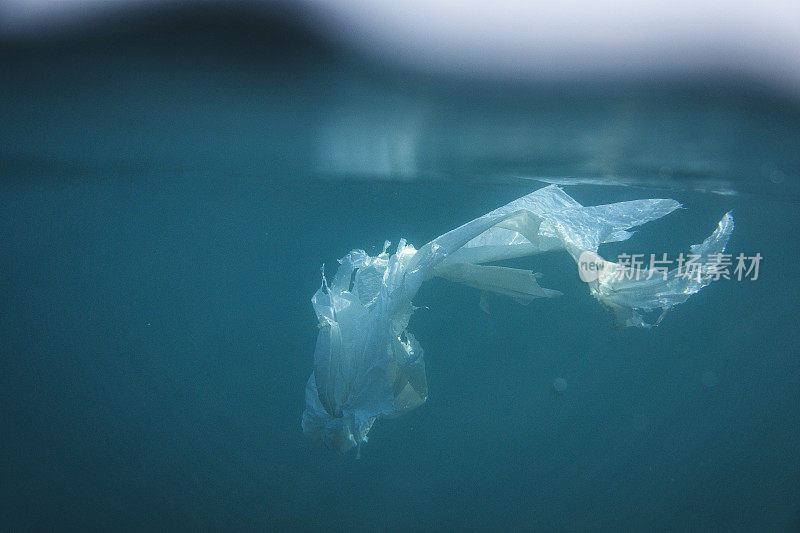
[302,185,733,455]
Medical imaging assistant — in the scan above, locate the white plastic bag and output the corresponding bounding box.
[302,185,733,454]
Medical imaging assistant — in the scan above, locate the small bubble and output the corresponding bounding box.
[760,161,777,177]
[552,378,568,393]
[701,371,719,388]
[769,170,785,184]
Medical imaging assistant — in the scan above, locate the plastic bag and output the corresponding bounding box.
[302,185,733,454]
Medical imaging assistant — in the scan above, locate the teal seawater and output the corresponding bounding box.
[1,9,799,530]
[2,177,798,530]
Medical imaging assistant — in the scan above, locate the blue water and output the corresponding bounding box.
[1,7,799,530]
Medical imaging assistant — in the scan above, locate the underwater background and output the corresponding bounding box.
[1,4,799,530]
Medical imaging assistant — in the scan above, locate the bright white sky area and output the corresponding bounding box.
[2,0,799,93]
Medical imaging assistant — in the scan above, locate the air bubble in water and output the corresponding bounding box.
[553,377,568,393]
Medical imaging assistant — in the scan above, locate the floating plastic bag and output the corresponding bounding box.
[302,185,733,454]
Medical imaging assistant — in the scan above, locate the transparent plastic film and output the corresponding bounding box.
[581,212,734,328]
[302,185,734,454]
